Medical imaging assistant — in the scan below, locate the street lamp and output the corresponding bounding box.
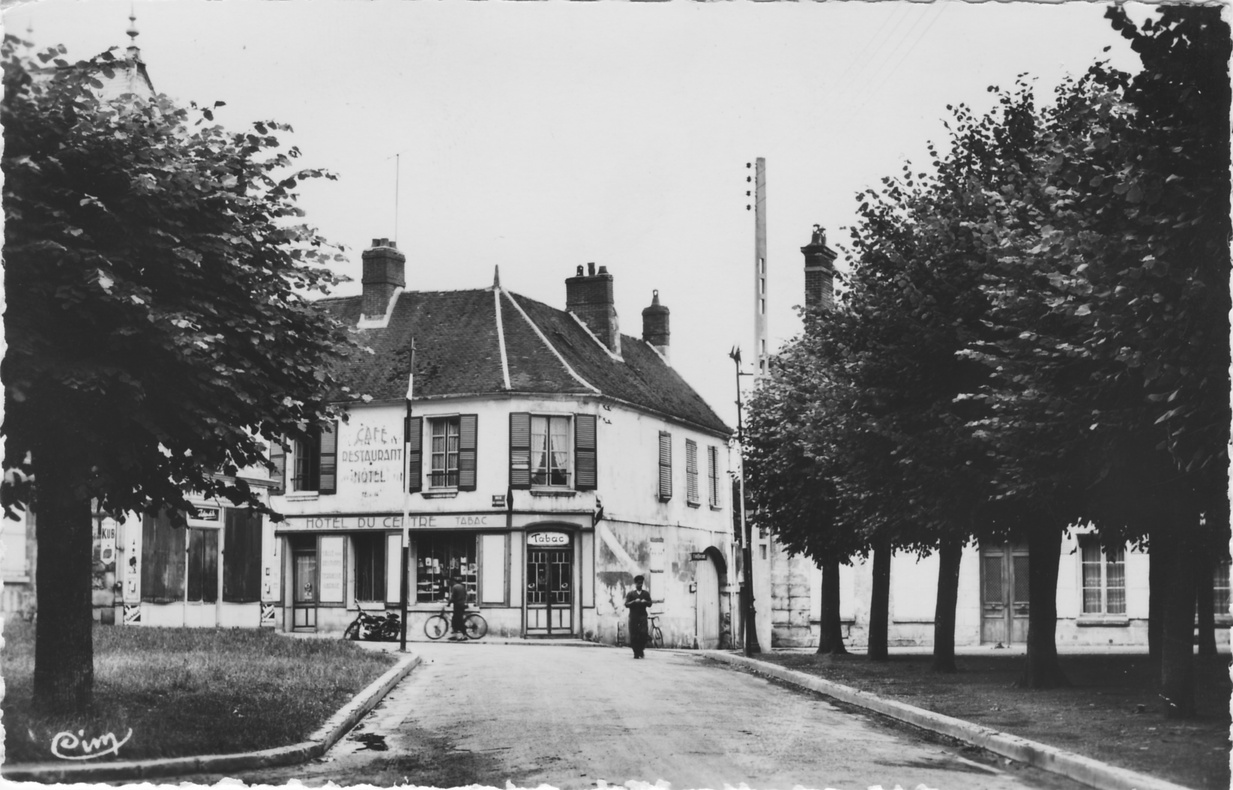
[729,346,761,656]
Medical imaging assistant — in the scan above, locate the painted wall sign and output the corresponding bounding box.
[527,531,571,547]
[319,536,345,603]
[280,514,493,531]
[340,419,405,498]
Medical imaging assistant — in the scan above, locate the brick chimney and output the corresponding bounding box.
[641,290,670,362]
[801,225,837,312]
[361,238,405,320]
[566,263,620,355]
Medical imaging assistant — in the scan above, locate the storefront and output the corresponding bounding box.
[274,512,594,639]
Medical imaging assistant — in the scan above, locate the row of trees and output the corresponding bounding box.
[2,38,351,712]
[743,6,1228,718]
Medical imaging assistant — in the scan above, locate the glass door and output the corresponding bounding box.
[290,536,317,630]
[526,539,573,636]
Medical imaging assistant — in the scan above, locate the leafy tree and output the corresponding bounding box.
[2,39,352,712]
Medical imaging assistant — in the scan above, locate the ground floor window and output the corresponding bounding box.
[354,533,386,603]
[416,532,477,604]
[1080,535,1125,615]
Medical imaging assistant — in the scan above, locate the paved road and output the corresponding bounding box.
[186,643,1088,789]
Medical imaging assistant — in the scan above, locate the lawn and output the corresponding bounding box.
[752,650,1230,790]
[1,620,399,764]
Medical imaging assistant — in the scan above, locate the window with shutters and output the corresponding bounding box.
[290,423,337,494]
[685,439,699,506]
[658,432,672,501]
[429,417,460,488]
[707,445,721,508]
[509,413,596,491]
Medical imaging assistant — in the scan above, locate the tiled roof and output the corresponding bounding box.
[318,287,730,436]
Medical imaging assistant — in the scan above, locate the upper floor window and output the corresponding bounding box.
[1079,535,1125,615]
[509,413,597,491]
[269,423,336,495]
[658,432,672,501]
[406,415,477,493]
[685,439,699,506]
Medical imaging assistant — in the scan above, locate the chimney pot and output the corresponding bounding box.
[587,262,596,276]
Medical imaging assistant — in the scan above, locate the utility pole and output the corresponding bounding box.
[730,346,761,656]
[399,339,416,653]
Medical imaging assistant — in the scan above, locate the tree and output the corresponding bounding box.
[2,39,353,712]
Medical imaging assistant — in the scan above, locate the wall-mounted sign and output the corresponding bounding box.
[689,551,707,561]
[492,495,506,508]
[528,531,570,547]
[189,506,221,526]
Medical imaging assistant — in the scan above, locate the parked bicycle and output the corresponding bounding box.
[424,606,488,641]
[648,613,664,649]
[343,610,402,642]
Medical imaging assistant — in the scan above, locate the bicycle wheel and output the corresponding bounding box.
[423,615,449,640]
[651,627,664,649]
[464,613,488,640]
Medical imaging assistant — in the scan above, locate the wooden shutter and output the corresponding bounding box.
[269,442,286,495]
[141,511,186,604]
[686,439,699,504]
[509,412,532,490]
[575,414,597,491]
[318,422,338,495]
[187,527,218,603]
[458,414,478,491]
[222,509,262,603]
[405,415,423,493]
[658,431,672,501]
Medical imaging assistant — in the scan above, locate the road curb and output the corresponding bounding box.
[704,651,1194,790]
[0,653,421,784]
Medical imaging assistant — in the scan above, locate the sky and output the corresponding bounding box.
[3,0,1148,427]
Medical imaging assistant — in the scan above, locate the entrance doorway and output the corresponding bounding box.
[695,551,723,649]
[526,530,573,636]
[290,536,317,631]
[980,542,1029,644]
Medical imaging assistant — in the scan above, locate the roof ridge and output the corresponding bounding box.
[502,291,600,395]
[493,288,512,390]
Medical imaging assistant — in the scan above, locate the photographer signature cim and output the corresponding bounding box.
[50,728,133,761]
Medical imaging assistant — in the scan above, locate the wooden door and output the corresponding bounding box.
[980,542,1029,644]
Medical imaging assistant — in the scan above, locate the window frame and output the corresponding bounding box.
[685,439,700,506]
[429,416,462,490]
[657,431,672,501]
[530,414,573,489]
[1078,535,1126,617]
[352,532,387,604]
[290,423,337,494]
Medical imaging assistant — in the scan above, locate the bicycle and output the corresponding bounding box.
[648,613,664,649]
[424,606,488,640]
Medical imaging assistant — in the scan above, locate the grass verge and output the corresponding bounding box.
[1,620,399,765]
[753,650,1230,790]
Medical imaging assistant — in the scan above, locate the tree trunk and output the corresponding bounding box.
[1194,540,1217,657]
[868,541,891,661]
[1016,526,1068,689]
[1148,529,1166,669]
[817,558,848,655]
[32,435,96,714]
[932,536,962,673]
[1159,525,1197,718]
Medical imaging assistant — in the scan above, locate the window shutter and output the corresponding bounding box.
[575,414,597,491]
[458,414,478,491]
[658,431,672,501]
[405,416,423,493]
[141,511,186,604]
[686,439,699,504]
[510,412,532,490]
[318,422,338,495]
[223,509,262,604]
[269,442,286,495]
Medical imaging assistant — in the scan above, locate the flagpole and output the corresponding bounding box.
[399,340,416,653]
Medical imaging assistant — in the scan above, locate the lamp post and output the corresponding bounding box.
[399,339,416,653]
[729,346,761,656]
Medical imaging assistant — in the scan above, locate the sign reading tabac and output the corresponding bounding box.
[527,531,570,547]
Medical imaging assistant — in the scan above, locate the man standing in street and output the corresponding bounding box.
[449,575,468,641]
[625,575,652,658]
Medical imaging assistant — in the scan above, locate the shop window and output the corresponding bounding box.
[1079,535,1125,615]
[354,533,386,603]
[658,431,672,501]
[289,423,337,494]
[141,511,185,603]
[707,445,721,508]
[686,440,699,505]
[509,413,596,491]
[186,528,219,603]
[1214,556,1230,616]
[415,533,477,604]
[222,509,262,603]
